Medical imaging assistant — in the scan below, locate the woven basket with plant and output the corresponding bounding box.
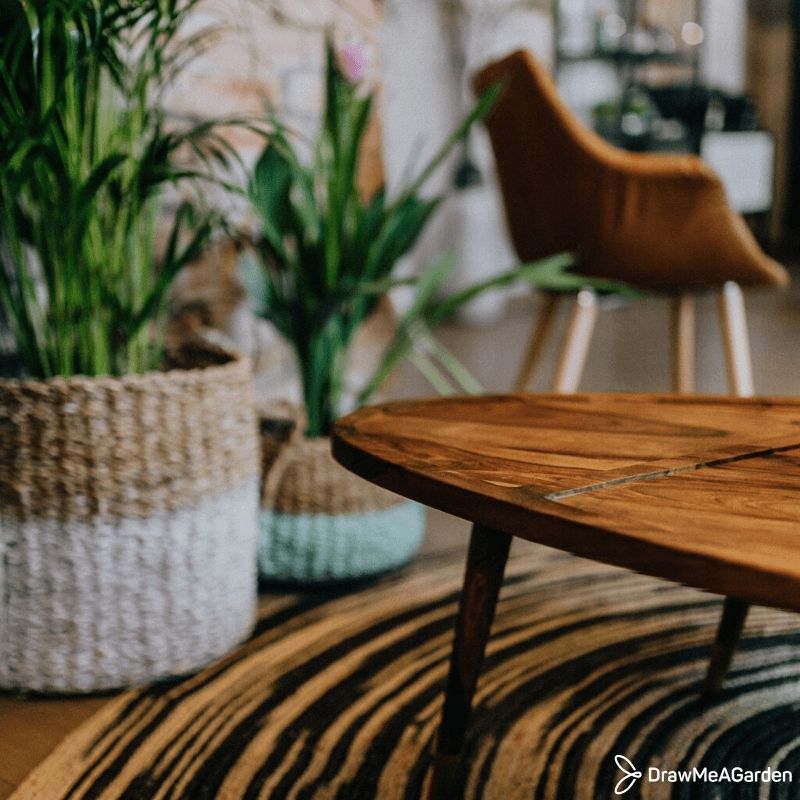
[257,402,424,582]
[243,37,620,583]
[0,0,260,692]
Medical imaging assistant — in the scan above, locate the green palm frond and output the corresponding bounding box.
[0,0,237,378]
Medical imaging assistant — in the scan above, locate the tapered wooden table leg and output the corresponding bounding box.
[707,282,753,693]
[704,597,750,695]
[426,524,512,800]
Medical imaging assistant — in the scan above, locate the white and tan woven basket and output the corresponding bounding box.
[0,348,260,693]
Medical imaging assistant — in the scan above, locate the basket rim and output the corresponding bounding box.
[0,349,250,393]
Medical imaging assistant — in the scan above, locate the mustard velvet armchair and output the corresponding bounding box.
[473,50,789,397]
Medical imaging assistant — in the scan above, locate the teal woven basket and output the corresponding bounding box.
[258,417,425,583]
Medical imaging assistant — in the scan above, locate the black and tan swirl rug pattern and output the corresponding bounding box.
[13,543,800,799]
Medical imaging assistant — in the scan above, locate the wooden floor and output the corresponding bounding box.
[0,695,108,798]
[3,277,800,797]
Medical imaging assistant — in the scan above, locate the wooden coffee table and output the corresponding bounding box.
[332,393,800,798]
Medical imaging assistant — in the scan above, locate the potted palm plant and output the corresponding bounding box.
[0,0,260,692]
[246,38,614,584]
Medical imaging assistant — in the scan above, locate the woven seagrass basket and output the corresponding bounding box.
[0,346,260,693]
[258,405,425,583]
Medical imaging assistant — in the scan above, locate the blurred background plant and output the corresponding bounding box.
[0,0,244,379]
[244,36,626,437]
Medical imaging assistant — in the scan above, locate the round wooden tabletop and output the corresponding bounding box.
[333,393,800,612]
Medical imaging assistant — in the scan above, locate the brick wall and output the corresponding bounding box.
[164,0,381,222]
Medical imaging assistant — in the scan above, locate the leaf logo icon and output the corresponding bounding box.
[614,755,642,795]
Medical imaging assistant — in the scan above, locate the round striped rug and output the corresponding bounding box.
[14,543,800,799]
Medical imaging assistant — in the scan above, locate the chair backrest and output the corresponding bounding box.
[473,50,788,289]
[473,50,616,263]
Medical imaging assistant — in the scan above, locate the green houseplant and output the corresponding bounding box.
[0,0,238,378]
[0,0,260,692]
[246,38,616,584]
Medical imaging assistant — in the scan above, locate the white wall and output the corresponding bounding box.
[700,0,747,92]
[381,0,553,322]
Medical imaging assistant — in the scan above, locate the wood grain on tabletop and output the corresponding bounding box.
[333,393,800,612]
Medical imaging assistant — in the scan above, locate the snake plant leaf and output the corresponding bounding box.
[420,331,484,394]
[249,143,294,261]
[364,195,443,281]
[349,186,385,260]
[272,127,320,239]
[426,254,636,327]
[407,348,458,396]
[357,253,456,405]
[344,274,418,297]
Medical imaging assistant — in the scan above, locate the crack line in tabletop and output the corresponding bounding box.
[545,442,800,502]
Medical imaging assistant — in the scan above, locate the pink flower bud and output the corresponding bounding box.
[338,41,368,84]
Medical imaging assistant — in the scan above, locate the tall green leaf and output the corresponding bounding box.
[0,0,236,378]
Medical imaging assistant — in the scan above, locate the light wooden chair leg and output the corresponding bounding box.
[514,293,560,391]
[552,289,599,393]
[704,597,750,695]
[671,293,695,394]
[717,281,754,397]
[426,523,512,800]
